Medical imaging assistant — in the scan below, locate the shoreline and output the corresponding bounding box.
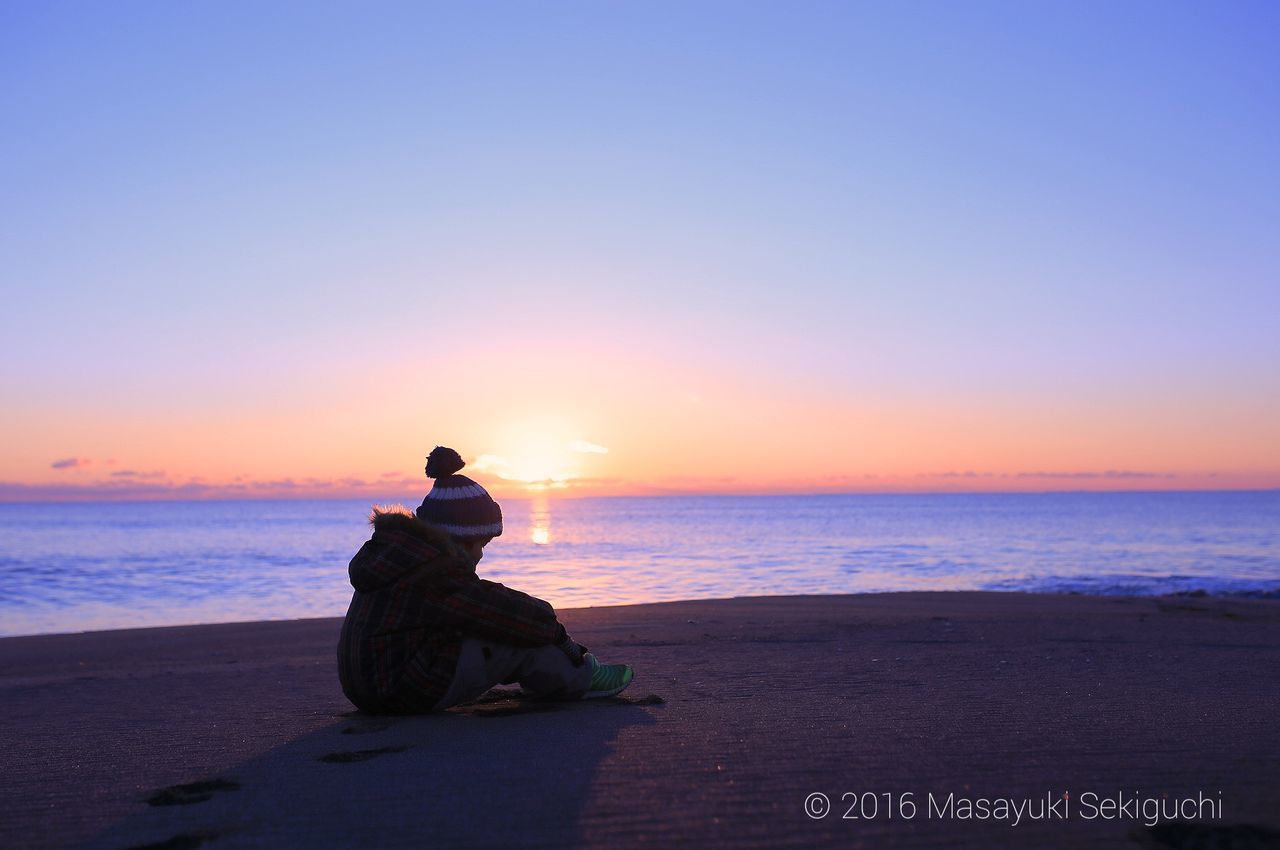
[3,585,1278,642]
[2,591,1278,848]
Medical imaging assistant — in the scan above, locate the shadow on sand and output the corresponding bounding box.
[80,690,662,850]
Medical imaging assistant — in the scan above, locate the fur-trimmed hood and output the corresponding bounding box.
[347,506,471,593]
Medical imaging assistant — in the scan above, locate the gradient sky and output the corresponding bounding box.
[3,1,1278,500]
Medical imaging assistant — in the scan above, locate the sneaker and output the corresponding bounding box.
[583,653,634,699]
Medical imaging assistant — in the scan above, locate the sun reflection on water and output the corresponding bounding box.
[530,494,552,545]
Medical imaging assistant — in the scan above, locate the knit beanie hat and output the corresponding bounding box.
[415,446,503,540]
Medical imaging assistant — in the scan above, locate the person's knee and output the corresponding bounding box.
[513,644,593,698]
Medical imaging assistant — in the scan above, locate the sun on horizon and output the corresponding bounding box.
[467,419,610,491]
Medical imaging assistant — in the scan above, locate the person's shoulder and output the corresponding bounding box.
[368,506,464,559]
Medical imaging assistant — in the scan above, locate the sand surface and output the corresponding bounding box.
[1,592,1278,849]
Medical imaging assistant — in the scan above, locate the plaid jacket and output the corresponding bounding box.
[337,507,564,713]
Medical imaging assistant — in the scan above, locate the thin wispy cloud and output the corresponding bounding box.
[1015,470,1175,480]
[569,440,609,455]
[50,457,93,470]
[109,469,168,480]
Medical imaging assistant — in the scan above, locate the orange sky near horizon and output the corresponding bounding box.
[4,342,1278,501]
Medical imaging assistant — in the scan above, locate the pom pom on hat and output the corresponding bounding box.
[425,446,465,479]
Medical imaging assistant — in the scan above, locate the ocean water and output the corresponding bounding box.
[0,491,1276,637]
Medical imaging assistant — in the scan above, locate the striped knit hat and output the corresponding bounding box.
[415,446,503,540]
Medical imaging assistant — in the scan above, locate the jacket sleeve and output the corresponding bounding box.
[431,573,564,647]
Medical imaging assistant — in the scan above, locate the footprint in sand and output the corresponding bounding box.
[124,828,224,850]
[145,779,239,807]
[319,745,411,763]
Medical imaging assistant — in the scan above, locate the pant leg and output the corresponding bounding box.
[433,638,593,710]
[495,642,594,700]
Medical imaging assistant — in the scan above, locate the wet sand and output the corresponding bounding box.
[1,592,1277,849]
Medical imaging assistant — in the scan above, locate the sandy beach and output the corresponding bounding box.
[2,592,1278,849]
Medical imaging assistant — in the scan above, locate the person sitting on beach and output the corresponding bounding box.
[337,446,633,713]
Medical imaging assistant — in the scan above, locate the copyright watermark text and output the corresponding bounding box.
[804,790,1223,828]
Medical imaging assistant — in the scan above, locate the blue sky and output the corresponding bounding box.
[2,1,1277,497]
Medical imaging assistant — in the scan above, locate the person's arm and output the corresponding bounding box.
[404,557,586,660]
[434,574,563,647]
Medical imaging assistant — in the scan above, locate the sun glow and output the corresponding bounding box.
[470,420,609,490]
